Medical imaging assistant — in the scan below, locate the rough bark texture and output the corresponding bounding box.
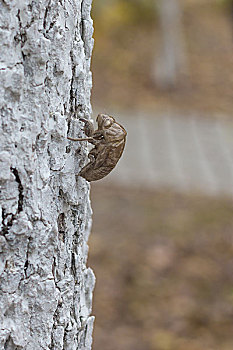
[0,0,95,349]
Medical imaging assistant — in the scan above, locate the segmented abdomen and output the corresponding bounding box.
[79,164,117,182]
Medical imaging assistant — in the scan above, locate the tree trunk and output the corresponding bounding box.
[153,0,187,89]
[0,0,95,349]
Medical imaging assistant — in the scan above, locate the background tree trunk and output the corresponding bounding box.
[0,0,95,349]
[153,0,187,89]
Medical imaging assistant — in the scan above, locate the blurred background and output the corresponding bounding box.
[88,1,233,349]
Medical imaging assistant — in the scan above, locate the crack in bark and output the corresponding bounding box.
[23,237,31,278]
[69,51,76,112]
[1,168,24,236]
[71,251,76,277]
[80,0,84,44]
[1,209,12,236]
[48,302,62,350]
[3,334,23,349]
[11,168,24,213]
[43,0,59,39]
[49,256,63,350]
[15,10,27,49]
[57,213,65,242]
[0,62,24,71]
[0,0,9,9]
[43,0,52,32]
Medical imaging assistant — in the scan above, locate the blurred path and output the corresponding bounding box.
[101,111,233,196]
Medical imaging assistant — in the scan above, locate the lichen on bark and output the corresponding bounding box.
[0,0,95,349]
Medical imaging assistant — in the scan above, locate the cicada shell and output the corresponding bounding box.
[68,114,127,182]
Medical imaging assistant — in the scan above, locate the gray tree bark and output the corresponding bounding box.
[0,0,95,349]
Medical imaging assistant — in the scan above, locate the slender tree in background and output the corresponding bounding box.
[230,0,233,36]
[153,0,187,89]
[0,0,95,349]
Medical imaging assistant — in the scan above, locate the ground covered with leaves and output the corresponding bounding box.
[89,185,233,350]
